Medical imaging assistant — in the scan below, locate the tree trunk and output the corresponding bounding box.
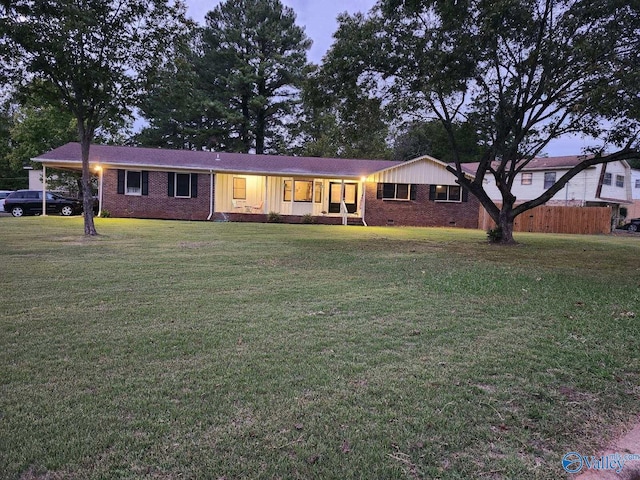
[255,109,265,154]
[80,134,97,236]
[497,208,515,244]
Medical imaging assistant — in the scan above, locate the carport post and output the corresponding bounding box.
[42,164,47,216]
[97,165,103,217]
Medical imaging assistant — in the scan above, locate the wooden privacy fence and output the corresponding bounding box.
[478,205,612,235]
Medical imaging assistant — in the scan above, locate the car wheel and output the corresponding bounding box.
[629,224,638,232]
[60,205,74,216]
[11,206,24,217]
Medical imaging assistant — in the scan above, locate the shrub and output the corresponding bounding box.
[267,211,282,223]
[99,209,111,218]
[301,213,315,224]
[487,227,502,243]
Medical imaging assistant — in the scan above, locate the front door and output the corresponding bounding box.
[328,182,358,214]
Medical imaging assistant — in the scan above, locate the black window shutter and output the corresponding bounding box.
[142,171,149,196]
[168,172,175,197]
[462,186,469,202]
[376,183,383,199]
[410,184,417,200]
[117,170,125,194]
[191,173,198,198]
[429,185,436,201]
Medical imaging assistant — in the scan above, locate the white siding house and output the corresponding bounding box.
[626,168,640,219]
[475,156,632,209]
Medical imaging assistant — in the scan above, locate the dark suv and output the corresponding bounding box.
[4,190,83,217]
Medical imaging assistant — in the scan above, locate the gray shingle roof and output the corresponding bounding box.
[463,155,596,173]
[35,143,401,179]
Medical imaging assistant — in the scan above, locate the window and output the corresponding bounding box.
[175,174,191,197]
[314,181,322,203]
[126,171,142,195]
[377,183,415,200]
[635,179,640,189]
[117,170,148,195]
[603,172,612,185]
[544,172,556,189]
[284,180,317,202]
[283,180,292,201]
[521,173,532,185]
[233,177,246,199]
[430,185,462,202]
[616,175,624,188]
[167,173,198,198]
[294,180,313,202]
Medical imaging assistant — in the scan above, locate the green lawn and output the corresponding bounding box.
[1,217,639,479]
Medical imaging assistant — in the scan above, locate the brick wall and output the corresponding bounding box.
[363,183,480,228]
[102,169,212,220]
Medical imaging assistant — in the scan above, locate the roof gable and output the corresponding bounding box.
[367,155,474,184]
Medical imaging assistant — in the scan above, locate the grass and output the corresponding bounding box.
[1,217,639,479]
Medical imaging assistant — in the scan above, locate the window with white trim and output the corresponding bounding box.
[175,173,191,198]
[167,172,197,198]
[635,179,640,189]
[294,180,313,202]
[616,175,624,188]
[377,183,415,200]
[603,172,612,185]
[126,171,142,195]
[314,181,322,203]
[543,172,556,189]
[233,177,246,199]
[433,185,461,202]
[521,173,532,185]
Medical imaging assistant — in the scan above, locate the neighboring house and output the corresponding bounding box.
[33,143,480,229]
[469,156,632,217]
[25,166,43,190]
[626,168,640,220]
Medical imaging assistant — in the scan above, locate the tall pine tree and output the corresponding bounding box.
[198,0,311,154]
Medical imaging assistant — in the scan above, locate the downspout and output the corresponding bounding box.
[207,170,214,220]
[42,164,47,216]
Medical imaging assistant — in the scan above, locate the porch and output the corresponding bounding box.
[215,173,365,223]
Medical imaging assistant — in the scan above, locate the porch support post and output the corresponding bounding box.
[361,178,367,227]
[341,180,346,226]
[264,176,268,214]
[42,164,47,216]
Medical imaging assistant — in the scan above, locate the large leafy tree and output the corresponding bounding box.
[329,0,640,243]
[1,0,188,235]
[293,64,392,159]
[393,121,483,162]
[198,0,311,154]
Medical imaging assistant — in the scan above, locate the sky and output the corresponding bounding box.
[183,0,592,157]
[184,0,377,63]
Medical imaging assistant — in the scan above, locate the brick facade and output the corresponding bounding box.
[363,183,479,228]
[101,170,479,228]
[102,169,212,220]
